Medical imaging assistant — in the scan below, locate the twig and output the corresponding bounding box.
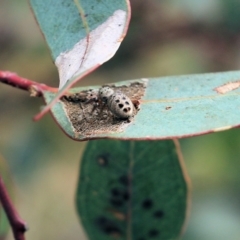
[0,175,27,240]
[0,71,57,97]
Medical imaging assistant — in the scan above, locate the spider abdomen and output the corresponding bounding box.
[107,92,134,119]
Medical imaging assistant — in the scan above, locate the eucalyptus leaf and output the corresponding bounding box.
[30,0,130,119]
[76,139,190,240]
[43,71,240,140]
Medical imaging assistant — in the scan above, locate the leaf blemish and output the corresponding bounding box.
[110,187,129,203]
[108,209,126,221]
[142,199,153,209]
[95,216,122,236]
[97,154,110,166]
[148,229,159,238]
[118,175,129,186]
[110,198,124,208]
[111,188,121,197]
[214,80,240,94]
[153,210,164,219]
[122,191,129,201]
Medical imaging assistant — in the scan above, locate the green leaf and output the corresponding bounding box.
[30,0,130,89]
[76,139,190,240]
[43,70,240,140]
[0,156,12,239]
[0,209,8,240]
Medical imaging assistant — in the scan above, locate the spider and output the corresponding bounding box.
[63,86,140,123]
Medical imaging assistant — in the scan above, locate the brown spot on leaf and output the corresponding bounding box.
[97,154,110,166]
[108,209,126,221]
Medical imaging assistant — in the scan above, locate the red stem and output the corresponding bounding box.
[0,175,27,240]
[0,71,57,96]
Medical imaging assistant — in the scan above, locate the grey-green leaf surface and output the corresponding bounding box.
[29,0,130,89]
[43,70,240,140]
[76,139,190,240]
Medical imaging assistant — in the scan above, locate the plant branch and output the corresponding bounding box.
[0,71,57,97]
[0,175,27,240]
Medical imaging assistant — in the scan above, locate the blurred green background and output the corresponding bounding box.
[1,0,240,239]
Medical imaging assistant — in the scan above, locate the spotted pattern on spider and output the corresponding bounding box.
[99,86,134,119]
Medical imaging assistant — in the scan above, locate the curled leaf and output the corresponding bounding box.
[30,0,131,119]
[42,71,240,140]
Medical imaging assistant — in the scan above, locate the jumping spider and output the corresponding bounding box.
[63,86,140,123]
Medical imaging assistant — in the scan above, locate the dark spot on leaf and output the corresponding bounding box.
[95,216,122,236]
[142,199,153,209]
[97,154,109,166]
[123,108,128,112]
[119,175,129,186]
[115,99,120,103]
[105,225,121,236]
[148,229,159,238]
[154,210,164,218]
[110,198,124,208]
[111,188,120,197]
[123,191,129,201]
[165,106,172,110]
[118,104,124,108]
[96,216,108,226]
[125,101,129,105]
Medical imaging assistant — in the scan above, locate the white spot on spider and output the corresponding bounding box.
[56,10,127,89]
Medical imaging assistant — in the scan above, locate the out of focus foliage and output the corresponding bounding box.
[0,156,13,239]
[0,0,240,239]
